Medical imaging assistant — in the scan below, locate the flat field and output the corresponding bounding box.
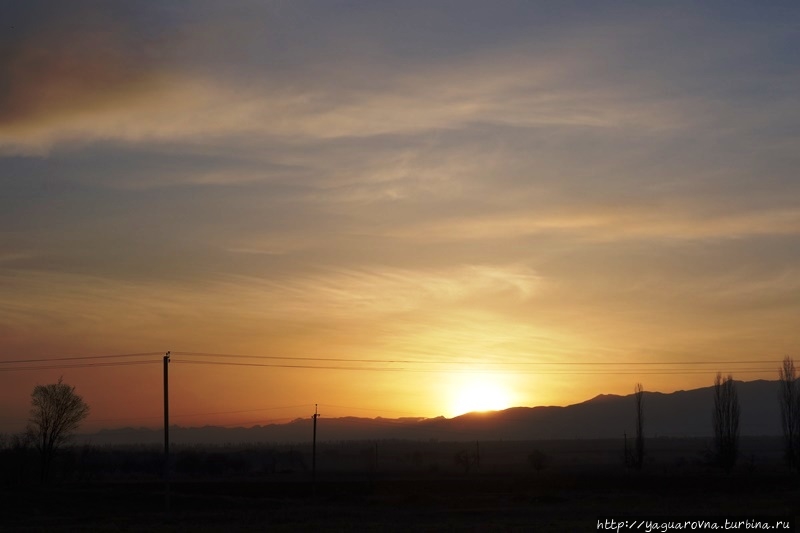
[2,438,798,532]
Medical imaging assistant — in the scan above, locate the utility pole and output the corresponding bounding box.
[312,404,319,496]
[163,351,170,512]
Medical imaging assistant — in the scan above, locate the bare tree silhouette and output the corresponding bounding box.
[634,382,645,470]
[778,356,800,473]
[454,448,478,473]
[27,377,90,482]
[712,373,739,472]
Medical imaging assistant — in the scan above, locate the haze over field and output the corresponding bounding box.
[1,1,799,433]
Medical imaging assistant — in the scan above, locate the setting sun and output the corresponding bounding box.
[449,374,514,417]
[1,0,797,440]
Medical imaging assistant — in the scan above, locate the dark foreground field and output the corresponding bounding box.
[2,438,799,531]
[2,470,799,532]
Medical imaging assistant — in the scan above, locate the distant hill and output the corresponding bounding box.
[79,379,784,445]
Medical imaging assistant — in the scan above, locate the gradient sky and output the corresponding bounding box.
[2,1,799,433]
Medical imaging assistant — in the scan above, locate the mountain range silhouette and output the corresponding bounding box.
[81,379,784,445]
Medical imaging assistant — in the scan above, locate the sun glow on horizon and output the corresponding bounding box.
[448,374,514,417]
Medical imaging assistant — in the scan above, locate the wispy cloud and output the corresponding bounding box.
[223,264,540,317]
[0,3,726,153]
[0,263,539,344]
[385,207,800,244]
[2,1,799,419]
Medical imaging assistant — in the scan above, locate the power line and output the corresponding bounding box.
[319,403,419,415]
[172,360,409,372]
[516,369,777,375]
[0,352,163,365]
[3,402,316,426]
[172,359,777,375]
[171,404,315,420]
[0,349,783,369]
[0,349,784,376]
[216,416,307,428]
[0,360,160,372]
[173,351,782,367]
[175,351,430,364]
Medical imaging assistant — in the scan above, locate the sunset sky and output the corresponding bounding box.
[2,1,799,433]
